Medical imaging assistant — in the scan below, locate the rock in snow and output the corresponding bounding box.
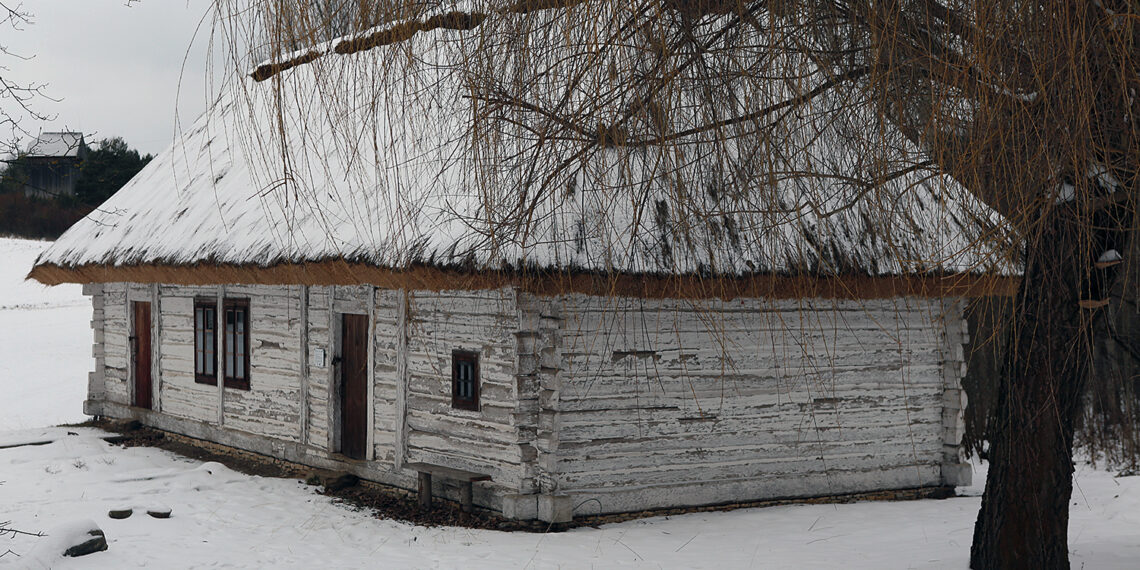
[25,519,109,565]
[63,527,108,557]
[108,504,173,519]
[146,504,173,519]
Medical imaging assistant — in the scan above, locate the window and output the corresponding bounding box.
[223,299,250,390]
[193,301,217,384]
[193,298,250,390]
[451,350,479,411]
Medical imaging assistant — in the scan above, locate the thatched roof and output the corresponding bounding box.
[30,4,1014,297]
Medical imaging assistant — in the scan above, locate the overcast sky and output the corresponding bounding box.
[6,1,217,156]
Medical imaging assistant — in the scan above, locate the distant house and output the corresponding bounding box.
[22,132,88,199]
[29,15,1013,523]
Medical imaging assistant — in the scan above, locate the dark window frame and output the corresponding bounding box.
[193,299,217,385]
[222,299,251,390]
[451,350,480,411]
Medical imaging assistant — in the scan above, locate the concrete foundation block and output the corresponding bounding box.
[941,462,973,487]
[83,399,104,417]
[538,494,573,523]
[501,494,539,520]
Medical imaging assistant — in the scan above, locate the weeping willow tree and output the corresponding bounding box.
[209,1,1139,567]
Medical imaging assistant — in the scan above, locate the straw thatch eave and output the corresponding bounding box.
[27,260,1018,300]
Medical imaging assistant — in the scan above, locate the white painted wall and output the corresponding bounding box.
[403,289,523,489]
[529,293,965,515]
[86,282,968,519]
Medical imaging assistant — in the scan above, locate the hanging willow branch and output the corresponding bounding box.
[207,1,1140,566]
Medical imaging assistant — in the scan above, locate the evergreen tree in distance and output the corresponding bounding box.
[74,137,152,206]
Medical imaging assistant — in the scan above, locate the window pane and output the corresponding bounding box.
[205,307,215,375]
[194,308,203,374]
[456,360,475,400]
[236,309,246,379]
[205,328,215,375]
[225,310,235,377]
[194,317,203,373]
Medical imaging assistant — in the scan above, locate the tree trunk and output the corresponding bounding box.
[970,206,1096,569]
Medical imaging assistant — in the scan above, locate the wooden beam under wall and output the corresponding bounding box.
[299,285,310,446]
[939,296,971,486]
[216,286,224,426]
[125,288,133,409]
[151,283,162,412]
[87,283,106,403]
[326,288,336,452]
[366,286,377,461]
[394,288,409,469]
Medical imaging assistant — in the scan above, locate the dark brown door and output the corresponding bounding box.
[339,314,368,460]
[132,301,152,410]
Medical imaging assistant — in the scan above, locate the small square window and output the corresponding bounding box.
[452,350,479,411]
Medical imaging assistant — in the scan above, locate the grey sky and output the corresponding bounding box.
[7,1,216,156]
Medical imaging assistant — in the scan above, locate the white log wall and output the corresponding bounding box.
[371,289,401,466]
[85,282,968,518]
[100,283,129,405]
[403,289,524,489]
[305,286,332,450]
[220,285,304,442]
[533,293,962,514]
[95,284,308,443]
[87,284,526,490]
[157,285,222,423]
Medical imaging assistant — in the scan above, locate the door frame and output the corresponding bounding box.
[333,312,371,460]
[130,300,153,410]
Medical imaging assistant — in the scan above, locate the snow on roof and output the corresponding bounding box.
[26,132,86,158]
[33,7,1010,283]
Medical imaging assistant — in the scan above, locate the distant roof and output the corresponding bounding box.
[26,132,86,158]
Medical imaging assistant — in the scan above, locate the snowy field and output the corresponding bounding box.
[0,238,89,431]
[1,237,1138,568]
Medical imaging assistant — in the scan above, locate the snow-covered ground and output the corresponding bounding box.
[2,237,1138,568]
[0,238,88,431]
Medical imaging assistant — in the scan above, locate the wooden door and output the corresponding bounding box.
[132,301,152,410]
[339,314,368,460]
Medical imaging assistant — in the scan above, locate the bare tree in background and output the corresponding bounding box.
[0,2,54,159]
[213,1,1140,567]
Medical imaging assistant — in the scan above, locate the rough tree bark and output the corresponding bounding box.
[970,205,1098,569]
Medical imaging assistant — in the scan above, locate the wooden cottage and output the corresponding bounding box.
[22,131,87,199]
[29,7,1009,522]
